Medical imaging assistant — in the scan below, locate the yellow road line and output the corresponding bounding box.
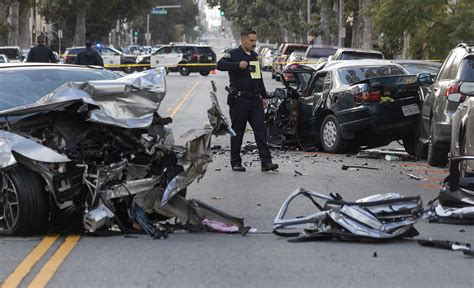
[27,235,81,288]
[170,81,200,118]
[1,235,59,288]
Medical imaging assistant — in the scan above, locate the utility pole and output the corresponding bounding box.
[307,0,311,43]
[338,0,345,47]
[146,14,150,46]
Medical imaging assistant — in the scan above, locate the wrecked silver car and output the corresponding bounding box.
[427,81,474,225]
[0,68,248,236]
[273,188,423,241]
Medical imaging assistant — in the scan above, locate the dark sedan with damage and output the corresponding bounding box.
[266,60,432,153]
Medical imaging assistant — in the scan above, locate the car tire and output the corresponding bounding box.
[427,123,448,167]
[179,66,190,76]
[320,114,347,153]
[165,68,170,75]
[271,71,276,79]
[199,71,210,76]
[415,141,427,159]
[0,165,48,235]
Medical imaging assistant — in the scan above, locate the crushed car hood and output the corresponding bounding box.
[0,68,166,129]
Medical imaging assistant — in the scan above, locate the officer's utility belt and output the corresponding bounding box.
[226,86,260,99]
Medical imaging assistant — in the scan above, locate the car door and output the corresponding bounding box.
[99,47,121,68]
[297,72,328,137]
[168,46,184,67]
[150,46,170,68]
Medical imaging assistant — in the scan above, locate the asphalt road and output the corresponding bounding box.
[1,70,473,288]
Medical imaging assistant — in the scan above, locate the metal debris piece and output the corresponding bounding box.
[341,164,379,171]
[417,239,474,257]
[404,173,427,181]
[273,188,423,242]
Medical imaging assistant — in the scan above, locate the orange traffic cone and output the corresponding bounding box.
[210,69,216,75]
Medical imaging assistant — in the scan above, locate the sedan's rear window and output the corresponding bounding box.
[306,48,337,58]
[0,68,120,111]
[338,65,406,84]
[459,57,474,81]
[340,52,384,60]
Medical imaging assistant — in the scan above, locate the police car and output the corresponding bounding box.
[136,44,216,76]
[63,45,137,73]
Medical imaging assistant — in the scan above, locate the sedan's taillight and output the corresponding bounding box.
[354,91,381,103]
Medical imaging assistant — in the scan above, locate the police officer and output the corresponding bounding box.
[74,40,104,66]
[27,35,57,63]
[217,28,278,172]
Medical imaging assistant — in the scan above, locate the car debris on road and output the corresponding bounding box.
[273,188,423,242]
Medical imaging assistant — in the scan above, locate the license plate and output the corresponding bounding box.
[208,56,213,61]
[402,104,420,116]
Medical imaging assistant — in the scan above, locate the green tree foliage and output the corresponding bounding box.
[41,0,156,47]
[372,0,474,59]
[142,0,200,44]
[208,0,313,43]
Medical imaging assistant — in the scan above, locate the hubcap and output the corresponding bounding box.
[323,121,337,148]
[0,174,19,232]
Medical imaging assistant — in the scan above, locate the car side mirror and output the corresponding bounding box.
[459,81,474,96]
[418,73,434,85]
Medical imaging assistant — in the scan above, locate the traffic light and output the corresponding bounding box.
[220,10,224,16]
[134,31,139,37]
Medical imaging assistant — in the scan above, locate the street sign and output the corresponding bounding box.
[152,8,167,15]
[58,29,63,38]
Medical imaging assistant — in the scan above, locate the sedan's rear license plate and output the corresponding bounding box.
[402,104,420,116]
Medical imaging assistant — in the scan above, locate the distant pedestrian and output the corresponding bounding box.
[27,35,57,63]
[217,28,278,172]
[74,40,103,67]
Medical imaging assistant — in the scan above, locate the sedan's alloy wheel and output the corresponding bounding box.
[0,174,19,232]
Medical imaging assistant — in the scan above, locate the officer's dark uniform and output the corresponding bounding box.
[74,47,104,66]
[217,46,273,168]
[27,44,57,63]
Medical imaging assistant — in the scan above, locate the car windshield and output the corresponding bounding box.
[399,63,440,75]
[338,65,406,85]
[340,52,383,60]
[307,48,337,58]
[459,57,474,81]
[285,46,307,55]
[0,67,120,111]
[0,48,20,60]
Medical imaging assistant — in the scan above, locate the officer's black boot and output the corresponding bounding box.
[261,162,278,172]
[232,164,246,172]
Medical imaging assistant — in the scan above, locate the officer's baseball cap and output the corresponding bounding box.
[37,35,45,43]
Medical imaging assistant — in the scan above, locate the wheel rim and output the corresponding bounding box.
[323,121,337,148]
[0,174,19,232]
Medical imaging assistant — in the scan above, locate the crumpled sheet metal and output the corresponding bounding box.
[134,187,247,234]
[428,183,474,224]
[0,130,70,168]
[0,68,166,129]
[161,127,213,205]
[208,89,236,136]
[273,188,423,241]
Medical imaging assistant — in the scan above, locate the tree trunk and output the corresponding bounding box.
[331,0,339,46]
[358,0,373,50]
[402,31,410,59]
[18,3,31,49]
[73,5,86,46]
[319,0,332,45]
[351,1,361,48]
[8,0,19,46]
[0,0,9,46]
